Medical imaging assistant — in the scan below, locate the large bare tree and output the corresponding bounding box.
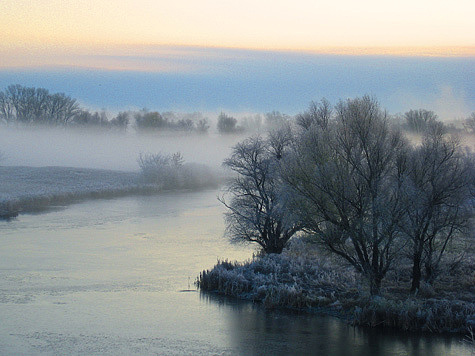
[404,109,438,133]
[296,98,332,130]
[284,96,408,295]
[0,84,79,125]
[400,124,474,292]
[220,134,301,254]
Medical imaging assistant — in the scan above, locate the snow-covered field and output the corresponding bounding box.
[0,166,144,216]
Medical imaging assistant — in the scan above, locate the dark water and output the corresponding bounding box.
[0,190,471,355]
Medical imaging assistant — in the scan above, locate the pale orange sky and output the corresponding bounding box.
[1,0,474,58]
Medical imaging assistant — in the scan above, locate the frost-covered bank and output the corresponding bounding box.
[198,240,475,334]
[0,165,219,218]
[0,166,146,217]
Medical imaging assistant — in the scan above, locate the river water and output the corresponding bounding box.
[0,190,471,355]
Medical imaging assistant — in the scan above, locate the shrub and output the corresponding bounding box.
[353,297,475,333]
[138,152,220,190]
[197,241,358,308]
[138,152,184,189]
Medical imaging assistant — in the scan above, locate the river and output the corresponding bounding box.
[0,190,471,355]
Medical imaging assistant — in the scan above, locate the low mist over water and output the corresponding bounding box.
[0,126,245,171]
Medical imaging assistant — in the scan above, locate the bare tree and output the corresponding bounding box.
[110,112,129,130]
[400,124,474,292]
[134,111,167,131]
[284,96,408,295]
[5,85,49,123]
[404,109,439,133]
[463,112,475,134]
[265,111,289,129]
[296,98,332,130]
[217,112,240,134]
[46,92,80,124]
[267,123,293,160]
[0,85,79,125]
[0,91,15,124]
[138,152,184,188]
[220,135,301,254]
[72,109,109,127]
[196,118,210,134]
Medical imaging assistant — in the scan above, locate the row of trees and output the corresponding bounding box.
[134,110,210,133]
[0,85,288,134]
[2,84,474,136]
[0,84,80,125]
[221,96,474,296]
[0,84,130,129]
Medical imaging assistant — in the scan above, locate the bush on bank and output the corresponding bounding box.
[198,239,475,334]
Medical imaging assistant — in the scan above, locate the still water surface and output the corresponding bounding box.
[0,190,471,355]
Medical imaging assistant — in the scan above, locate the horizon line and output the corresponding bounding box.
[0,43,474,72]
[2,42,475,57]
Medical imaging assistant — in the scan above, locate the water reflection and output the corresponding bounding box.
[201,293,470,356]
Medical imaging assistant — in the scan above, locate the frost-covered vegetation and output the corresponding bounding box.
[0,152,220,218]
[134,110,210,133]
[353,296,475,333]
[2,84,475,140]
[137,152,221,190]
[219,132,301,254]
[0,166,145,217]
[202,95,475,334]
[198,239,358,309]
[0,84,289,135]
[198,238,475,334]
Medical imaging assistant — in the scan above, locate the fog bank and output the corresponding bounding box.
[0,126,246,171]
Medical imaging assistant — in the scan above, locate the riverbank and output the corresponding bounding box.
[0,166,149,218]
[0,165,220,218]
[197,239,475,335]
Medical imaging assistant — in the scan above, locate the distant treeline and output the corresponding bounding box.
[0,84,288,134]
[1,84,474,135]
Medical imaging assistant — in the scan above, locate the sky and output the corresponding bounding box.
[0,0,474,116]
[1,0,474,52]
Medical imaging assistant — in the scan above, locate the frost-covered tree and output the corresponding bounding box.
[265,111,290,129]
[46,92,80,124]
[71,109,109,127]
[217,113,239,134]
[220,135,301,254]
[135,111,167,131]
[463,112,475,134]
[138,152,185,188]
[284,96,408,295]
[267,124,293,160]
[110,112,129,130]
[400,124,474,292]
[404,109,438,133]
[0,84,79,125]
[296,98,332,130]
[0,91,15,124]
[196,118,210,134]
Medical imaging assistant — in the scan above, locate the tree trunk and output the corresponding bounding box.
[264,245,284,254]
[424,262,435,284]
[411,252,422,293]
[369,273,382,296]
[263,235,285,254]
